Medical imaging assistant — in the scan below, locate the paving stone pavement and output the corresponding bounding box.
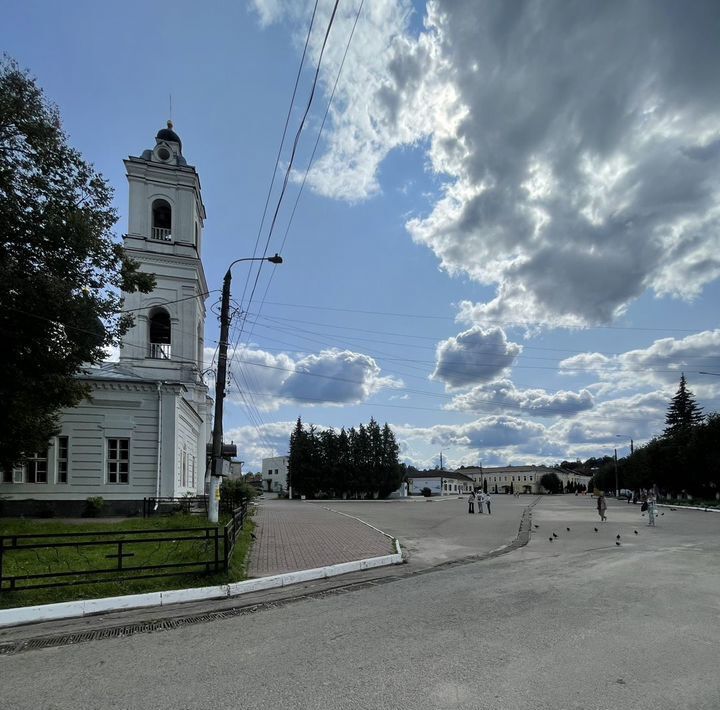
[248,498,395,577]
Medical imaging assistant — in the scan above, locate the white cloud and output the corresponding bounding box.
[267,0,720,326]
[218,346,401,410]
[432,326,521,388]
[446,378,594,417]
[559,330,720,392]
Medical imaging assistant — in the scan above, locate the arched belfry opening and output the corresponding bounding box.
[149,308,171,359]
[151,199,172,241]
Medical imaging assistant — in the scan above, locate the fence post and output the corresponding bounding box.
[0,537,4,595]
[214,527,220,574]
[223,525,229,574]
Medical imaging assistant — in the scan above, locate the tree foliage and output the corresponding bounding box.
[539,472,562,494]
[586,376,717,498]
[287,417,403,498]
[664,373,704,438]
[0,58,154,471]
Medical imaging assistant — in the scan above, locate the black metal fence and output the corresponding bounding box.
[142,496,208,518]
[0,503,248,595]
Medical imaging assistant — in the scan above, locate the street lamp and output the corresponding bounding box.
[209,254,283,523]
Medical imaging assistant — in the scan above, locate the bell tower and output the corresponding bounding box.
[119,122,208,383]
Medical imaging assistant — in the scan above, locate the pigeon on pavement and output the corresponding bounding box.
[553,532,558,538]
[594,527,598,532]
[615,541,621,546]
[549,537,554,542]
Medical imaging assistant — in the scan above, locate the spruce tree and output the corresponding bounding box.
[664,374,704,438]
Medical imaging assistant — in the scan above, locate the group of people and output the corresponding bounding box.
[467,490,492,515]
[596,492,658,526]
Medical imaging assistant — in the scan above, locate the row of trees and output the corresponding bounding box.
[588,375,719,498]
[288,418,403,499]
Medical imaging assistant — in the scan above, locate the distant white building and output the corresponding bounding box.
[262,456,288,493]
[0,123,212,515]
[459,465,591,494]
[406,471,474,496]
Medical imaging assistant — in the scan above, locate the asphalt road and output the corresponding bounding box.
[2,496,719,709]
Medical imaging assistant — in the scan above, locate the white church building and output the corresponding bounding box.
[0,123,213,516]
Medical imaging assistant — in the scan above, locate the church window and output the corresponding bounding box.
[22,450,48,484]
[107,438,130,484]
[151,199,172,241]
[149,308,171,359]
[57,436,69,483]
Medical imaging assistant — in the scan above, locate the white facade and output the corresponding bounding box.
[0,124,212,514]
[407,473,474,496]
[262,456,288,493]
[460,466,592,494]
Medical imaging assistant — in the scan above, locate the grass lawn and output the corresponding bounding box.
[0,512,255,609]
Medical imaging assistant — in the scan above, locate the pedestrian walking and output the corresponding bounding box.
[477,490,485,514]
[485,492,492,515]
[467,490,475,514]
[647,494,657,526]
[597,493,607,522]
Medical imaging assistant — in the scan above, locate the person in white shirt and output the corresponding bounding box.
[477,490,485,513]
[485,492,492,514]
[467,490,475,514]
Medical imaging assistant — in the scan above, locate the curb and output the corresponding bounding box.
[657,503,720,514]
[0,547,403,629]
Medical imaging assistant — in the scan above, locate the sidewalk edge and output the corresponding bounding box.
[0,552,403,630]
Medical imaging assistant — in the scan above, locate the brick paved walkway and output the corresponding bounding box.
[247,499,395,578]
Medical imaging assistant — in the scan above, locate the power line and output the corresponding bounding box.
[236,0,321,314]
[246,0,366,346]
[231,0,342,356]
[258,300,712,333]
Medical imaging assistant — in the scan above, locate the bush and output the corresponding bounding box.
[83,496,106,517]
[421,487,432,497]
[221,479,258,512]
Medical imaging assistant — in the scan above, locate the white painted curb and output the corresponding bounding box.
[0,551,403,629]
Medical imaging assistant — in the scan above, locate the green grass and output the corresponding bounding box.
[0,512,256,609]
[663,499,720,509]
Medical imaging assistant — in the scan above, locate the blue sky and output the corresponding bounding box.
[4,0,720,471]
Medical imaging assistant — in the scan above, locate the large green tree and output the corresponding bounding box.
[0,58,154,472]
[664,373,704,438]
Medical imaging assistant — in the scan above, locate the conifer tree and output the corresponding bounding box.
[664,373,704,438]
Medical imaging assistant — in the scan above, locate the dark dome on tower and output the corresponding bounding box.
[156,120,182,150]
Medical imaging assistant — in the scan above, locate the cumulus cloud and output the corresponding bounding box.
[559,330,720,392]
[263,0,720,325]
[432,326,521,388]
[220,346,400,410]
[446,378,594,417]
[280,349,400,404]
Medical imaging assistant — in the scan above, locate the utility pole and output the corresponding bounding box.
[208,254,283,523]
[614,448,619,498]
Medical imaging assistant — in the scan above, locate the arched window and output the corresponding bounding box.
[149,308,171,359]
[151,199,172,241]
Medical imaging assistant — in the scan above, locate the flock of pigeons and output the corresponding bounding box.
[531,509,666,547]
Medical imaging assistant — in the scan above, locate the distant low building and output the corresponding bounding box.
[406,471,474,496]
[262,456,288,493]
[459,465,591,494]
